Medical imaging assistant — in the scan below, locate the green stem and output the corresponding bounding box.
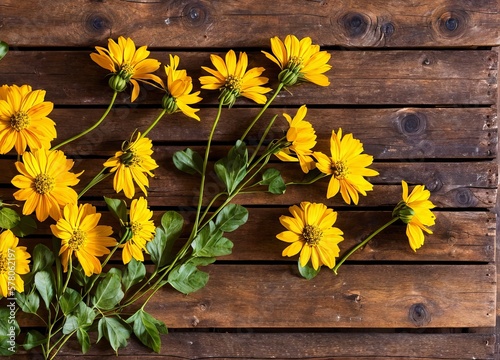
[61,256,72,296]
[51,91,118,150]
[48,330,77,360]
[248,114,278,165]
[285,173,328,186]
[240,82,284,141]
[333,217,399,274]
[78,167,110,199]
[141,108,167,138]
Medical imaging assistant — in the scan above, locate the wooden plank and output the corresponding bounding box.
[0,50,496,105]
[42,107,498,159]
[1,0,499,48]
[141,264,497,328]
[0,159,497,208]
[24,210,496,263]
[13,333,494,359]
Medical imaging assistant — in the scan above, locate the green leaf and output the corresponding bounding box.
[0,41,8,61]
[214,204,248,233]
[0,307,19,355]
[214,140,248,194]
[23,330,45,351]
[104,197,128,223]
[122,259,146,292]
[0,207,20,230]
[191,222,233,258]
[168,262,209,295]
[173,148,203,175]
[298,260,321,280]
[147,227,168,267]
[261,168,286,194]
[11,215,37,237]
[31,244,55,273]
[62,301,95,334]
[97,317,131,354]
[77,328,91,354]
[161,211,184,242]
[93,273,124,310]
[187,257,216,267]
[60,288,83,316]
[16,292,40,314]
[34,271,55,309]
[126,310,168,353]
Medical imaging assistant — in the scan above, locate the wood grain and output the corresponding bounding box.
[0,50,496,105]
[1,0,499,47]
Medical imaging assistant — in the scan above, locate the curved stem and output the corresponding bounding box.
[141,108,167,138]
[78,167,110,199]
[240,82,284,141]
[61,256,72,296]
[333,217,399,274]
[51,91,118,150]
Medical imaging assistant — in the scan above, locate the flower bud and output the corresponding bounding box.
[278,69,299,86]
[219,88,238,108]
[162,94,178,114]
[392,201,415,224]
[108,74,128,92]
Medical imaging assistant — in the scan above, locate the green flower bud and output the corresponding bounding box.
[219,88,238,108]
[162,94,178,114]
[392,201,415,224]
[119,150,135,166]
[109,74,128,92]
[278,69,299,86]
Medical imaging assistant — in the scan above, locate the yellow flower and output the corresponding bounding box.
[11,148,82,222]
[0,230,30,297]
[393,181,436,251]
[277,202,343,270]
[0,84,56,155]
[162,54,202,121]
[262,35,331,86]
[103,132,158,199]
[200,50,272,106]
[314,128,379,205]
[90,36,163,102]
[275,105,316,173]
[122,197,155,264]
[51,203,116,276]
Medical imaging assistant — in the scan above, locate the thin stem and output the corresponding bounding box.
[51,91,118,150]
[248,114,278,165]
[333,217,399,274]
[240,82,284,141]
[61,256,72,296]
[141,108,167,138]
[286,173,328,186]
[78,167,110,199]
[48,330,77,360]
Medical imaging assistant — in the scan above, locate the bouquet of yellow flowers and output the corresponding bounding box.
[0,36,436,358]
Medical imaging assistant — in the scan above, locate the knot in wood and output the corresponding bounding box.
[85,13,111,34]
[341,12,370,38]
[409,303,431,326]
[182,2,210,27]
[454,188,477,207]
[381,22,395,37]
[399,113,427,136]
[432,7,469,39]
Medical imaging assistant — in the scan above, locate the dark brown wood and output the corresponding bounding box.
[1,0,499,48]
[0,50,496,105]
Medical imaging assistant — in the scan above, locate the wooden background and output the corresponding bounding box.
[1,0,499,359]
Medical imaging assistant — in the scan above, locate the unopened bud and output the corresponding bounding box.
[278,69,299,86]
[162,94,178,114]
[219,88,238,108]
[392,202,415,224]
[109,74,128,92]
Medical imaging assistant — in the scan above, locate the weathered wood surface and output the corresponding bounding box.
[1,0,499,48]
[0,50,497,105]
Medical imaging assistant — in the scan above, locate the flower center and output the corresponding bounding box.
[34,174,55,195]
[332,160,349,179]
[119,149,141,167]
[0,253,7,274]
[288,56,303,72]
[130,221,143,235]
[69,229,87,250]
[302,224,322,246]
[10,112,31,131]
[224,75,242,93]
[118,63,135,80]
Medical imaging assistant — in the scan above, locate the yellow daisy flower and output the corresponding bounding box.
[314,128,379,205]
[393,181,436,251]
[277,202,343,270]
[200,50,272,107]
[162,54,202,121]
[90,36,163,102]
[0,230,31,297]
[51,203,116,276]
[275,105,317,173]
[0,84,56,155]
[262,35,332,86]
[103,132,158,199]
[122,197,155,264]
[11,148,82,222]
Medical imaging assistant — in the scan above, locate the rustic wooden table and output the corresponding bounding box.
[0,1,499,359]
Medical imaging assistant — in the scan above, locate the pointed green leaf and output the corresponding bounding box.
[93,273,124,310]
[0,207,20,230]
[104,197,127,223]
[77,328,91,354]
[0,308,19,355]
[16,292,40,314]
[63,301,96,334]
[298,260,321,280]
[23,330,45,351]
[122,258,146,291]
[97,317,131,354]
[214,140,248,194]
[173,148,203,175]
[214,204,248,233]
[126,310,167,353]
[168,263,209,295]
[34,271,54,309]
[261,168,286,194]
[161,211,184,242]
[31,244,55,273]
[0,41,8,61]
[191,222,233,258]
[11,215,37,237]
[60,288,83,316]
